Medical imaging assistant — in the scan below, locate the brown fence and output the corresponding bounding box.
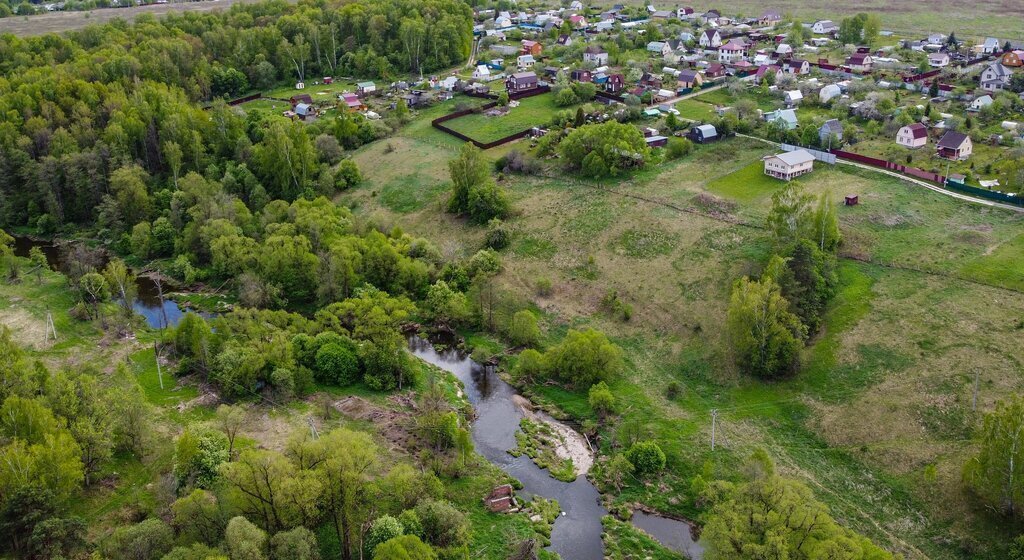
[830,149,946,184]
[431,86,552,149]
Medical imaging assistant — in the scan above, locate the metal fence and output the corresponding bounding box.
[780,144,836,164]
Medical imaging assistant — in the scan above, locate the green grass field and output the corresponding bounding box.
[442,94,571,144]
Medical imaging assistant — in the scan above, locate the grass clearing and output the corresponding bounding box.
[442,94,572,144]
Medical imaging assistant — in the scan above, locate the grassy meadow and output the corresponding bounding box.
[346,110,1024,558]
[442,94,572,144]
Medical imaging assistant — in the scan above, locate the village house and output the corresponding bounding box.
[819,119,843,145]
[688,123,718,143]
[605,73,625,93]
[571,69,592,82]
[784,58,810,75]
[764,108,798,130]
[812,20,838,34]
[517,54,536,70]
[651,9,673,19]
[473,65,492,80]
[979,37,1000,54]
[980,62,1012,92]
[928,52,950,67]
[936,130,972,160]
[677,69,704,89]
[521,40,543,56]
[356,81,376,96]
[583,45,608,66]
[505,72,538,93]
[718,40,747,63]
[896,123,929,148]
[569,14,587,28]
[845,52,873,72]
[764,149,815,180]
[699,29,722,49]
[294,103,313,119]
[647,41,671,56]
[290,93,313,106]
[969,94,994,112]
[677,6,695,19]
[754,64,783,84]
[340,92,363,111]
[784,90,803,106]
[1002,51,1023,67]
[759,9,782,27]
[556,34,573,46]
[705,63,726,79]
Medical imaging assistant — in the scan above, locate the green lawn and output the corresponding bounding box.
[705,160,788,202]
[442,94,572,144]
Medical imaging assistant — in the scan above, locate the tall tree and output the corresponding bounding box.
[965,395,1024,518]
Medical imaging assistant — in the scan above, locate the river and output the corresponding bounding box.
[12,235,189,329]
[408,336,704,560]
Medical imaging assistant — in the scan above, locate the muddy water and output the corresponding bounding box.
[12,235,188,329]
[631,511,704,559]
[408,336,607,560]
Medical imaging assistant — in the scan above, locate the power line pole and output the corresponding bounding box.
[44,308,57,342]
[710,409,718,451]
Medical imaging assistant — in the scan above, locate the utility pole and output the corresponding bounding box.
[972,369,980,411]
[154,277,169,331]
[154,340,164,390]
[710,409,718,451]
[44,308,57,342]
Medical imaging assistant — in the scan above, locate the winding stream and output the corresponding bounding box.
[12,235,190,328]
[408,336,704,560]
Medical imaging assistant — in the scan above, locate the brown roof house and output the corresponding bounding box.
[936,130,972,160]
[505,72,538,93]
[896,123,928,149]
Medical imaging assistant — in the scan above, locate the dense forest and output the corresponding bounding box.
[0,0,472,232]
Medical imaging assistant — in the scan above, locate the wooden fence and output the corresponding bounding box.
[431,86,552,149]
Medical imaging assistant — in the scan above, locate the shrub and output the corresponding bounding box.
[314,342,361,386]
[414,500,469,549]
[588,381,615,417]
[535,277,553,296]
[484,219,511,250]
[366,515,405,554]
[507,310,541,347]
[666,137,693,160]
[626,441,666,475]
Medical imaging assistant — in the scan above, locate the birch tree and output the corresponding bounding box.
[965,395,1024,518]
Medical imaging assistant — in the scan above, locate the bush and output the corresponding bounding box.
[626,441,666,475]
[507,310,541,348]
[366,515,405,554]
[414,500,469,549]
[173,427,229,489]
[535,277,553,296]
[314,342,361,386]
[102,519,174,560]
[484,219,511,250]
[466,182,510,224]
[555,88,580,106]
[666,137,693,160]
[588,381,615,417]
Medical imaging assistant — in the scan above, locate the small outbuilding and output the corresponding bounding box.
[688,123,718,143]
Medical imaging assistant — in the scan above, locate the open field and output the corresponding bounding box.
[442,94,572,144]
[345,114,1024,558]
[677,0,1024,40]
[0,0,289,36]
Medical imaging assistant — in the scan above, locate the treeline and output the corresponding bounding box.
[727,184,841,378]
